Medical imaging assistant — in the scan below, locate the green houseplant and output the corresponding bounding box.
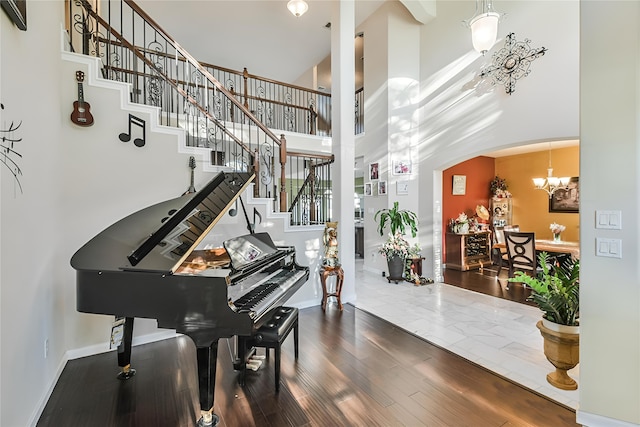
[509,252,580,390]
[509,252,579,326]
[374,201,418,238]
[374,202,418,282]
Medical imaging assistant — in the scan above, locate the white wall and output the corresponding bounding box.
[578,2,640,425]
[415,0,580,279]
[1,2,65,425]
[358,1,422,275]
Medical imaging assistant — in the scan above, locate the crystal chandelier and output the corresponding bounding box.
[533,145,570,198]
[465,0,502,55]
[287,0,308,17]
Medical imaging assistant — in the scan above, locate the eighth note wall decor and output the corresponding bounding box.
[119,114,146,147]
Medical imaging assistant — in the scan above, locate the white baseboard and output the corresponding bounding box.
[28,351,69,427]
[65,329,179,360]
[577,410,640,427]
[29,330,180,426]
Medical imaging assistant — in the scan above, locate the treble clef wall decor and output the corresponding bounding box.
[0,102,24,194]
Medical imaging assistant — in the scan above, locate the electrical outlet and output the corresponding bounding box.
[44,339,49,359]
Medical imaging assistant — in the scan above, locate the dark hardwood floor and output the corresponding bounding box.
[38,304,577,427]
[442,264,536,306]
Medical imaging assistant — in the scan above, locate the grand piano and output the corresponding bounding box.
[71,171,309,426]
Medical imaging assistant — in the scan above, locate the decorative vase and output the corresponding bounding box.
[536,320,579,390]
[553,233,562,242]
[386,256,405,283]
[456,223,469,234]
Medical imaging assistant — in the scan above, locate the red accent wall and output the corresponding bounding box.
[442,156,495,262]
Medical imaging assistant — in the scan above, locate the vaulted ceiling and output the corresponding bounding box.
[139,0,390,84]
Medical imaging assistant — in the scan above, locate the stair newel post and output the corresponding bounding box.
[243,68,250,110]
[279,134,287,213]
[252,148,260,199]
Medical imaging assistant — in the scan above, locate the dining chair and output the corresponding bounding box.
[492,225,520,275]
[503,231,537,279]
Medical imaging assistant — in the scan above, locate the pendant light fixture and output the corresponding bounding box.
[533,143,570,198]
[287,0,308,17]
[465,0,502,55]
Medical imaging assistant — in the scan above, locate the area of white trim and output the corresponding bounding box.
[27,329,179,427]
[577,410,640,427]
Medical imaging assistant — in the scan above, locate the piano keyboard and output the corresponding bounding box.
[230,269,306,319]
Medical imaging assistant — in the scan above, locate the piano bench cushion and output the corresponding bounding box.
[253,306,298,345]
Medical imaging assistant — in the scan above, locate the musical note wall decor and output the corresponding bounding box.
[119,114,146,147]
[0,103,24,194]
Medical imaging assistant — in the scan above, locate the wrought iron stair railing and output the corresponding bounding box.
[66,0,333,225]
[286,152,335,226]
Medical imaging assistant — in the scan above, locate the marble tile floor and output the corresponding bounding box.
[351,261,580,410]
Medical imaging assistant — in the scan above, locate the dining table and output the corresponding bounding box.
[494,239,580,259]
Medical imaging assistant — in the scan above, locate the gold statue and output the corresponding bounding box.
[323,221,339,267]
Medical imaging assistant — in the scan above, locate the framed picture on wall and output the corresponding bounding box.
[452,175,466,195]
[392,159,411,175]
[369,162,379,180]
[364,182,373,196]
[378,181,387,195]
[549,177,579,213]
[397,180,409,195]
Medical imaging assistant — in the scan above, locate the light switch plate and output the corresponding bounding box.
[595,210,622,230]
[596,237,622,258]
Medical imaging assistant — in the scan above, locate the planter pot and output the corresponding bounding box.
[536,320,580,390]
[386,256,405,283]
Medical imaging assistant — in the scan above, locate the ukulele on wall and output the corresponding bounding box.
[70,71,94,126]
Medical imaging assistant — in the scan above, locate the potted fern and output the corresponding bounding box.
[508,252,580,390]
[374,202,418,283]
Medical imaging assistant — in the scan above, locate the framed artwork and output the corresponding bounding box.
[396,180,409,195]
[549,177,579,213]
[392,159,411,175]
[452,175,466,195]
[364,182,373,196]
[1,0,27,30]
[378,181,387,195]
[369,162,379,180]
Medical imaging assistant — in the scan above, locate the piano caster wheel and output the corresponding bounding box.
[197,413,219,427]
[116,367,136,380]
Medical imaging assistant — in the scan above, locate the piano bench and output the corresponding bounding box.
[240,306,299,392]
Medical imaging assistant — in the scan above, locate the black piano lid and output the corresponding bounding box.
[70,172,255,274]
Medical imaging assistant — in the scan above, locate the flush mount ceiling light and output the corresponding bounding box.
[465,0,503,55]
[287,0,308,17]
[480,32,547,95]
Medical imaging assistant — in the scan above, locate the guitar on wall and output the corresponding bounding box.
[183,156,197,195]
[70,71,94,127]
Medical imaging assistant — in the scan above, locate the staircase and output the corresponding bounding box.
[66,0,334,226]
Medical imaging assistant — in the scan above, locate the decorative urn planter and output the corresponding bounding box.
[386,256,405,284]
[536,319,580,390]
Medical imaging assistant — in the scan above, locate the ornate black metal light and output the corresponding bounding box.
[480,33,547,95]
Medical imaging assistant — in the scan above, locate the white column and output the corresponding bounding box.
[331,1,356,303]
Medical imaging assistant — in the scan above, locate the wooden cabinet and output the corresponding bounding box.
[445,231,492,271]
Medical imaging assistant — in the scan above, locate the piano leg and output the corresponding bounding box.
[116,317,136,380]
[196,342,220,427]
